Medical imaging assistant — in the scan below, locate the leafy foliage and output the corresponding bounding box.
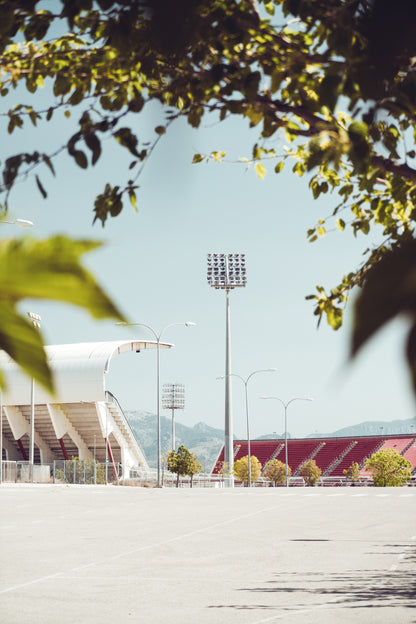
[233,454,262,485]
[364,448,412,487]
[300,459,321,486]
[167,445,201,487]
[0,235,124,392]
[4,1,416,390]
[263,458,291,486]
[343,461,361,483]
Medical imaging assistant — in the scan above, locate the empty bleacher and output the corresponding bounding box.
[312,439,354,475]
[321,438,384,476]
[213,434,416,481]
[377,437,412,454]
[402,439,416,474]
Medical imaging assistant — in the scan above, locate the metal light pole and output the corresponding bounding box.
[117,321,195,486]
[0,390,2,484]
[218,369,276,487]
[261,396,313,487]
[162,383,185,451]
[207,253,246,487]
[93,434,96,485]
[27,312,41,483]
[0,219,34,483]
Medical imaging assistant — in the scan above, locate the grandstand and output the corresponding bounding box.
[0,340,172,481]
[213,434,416,482]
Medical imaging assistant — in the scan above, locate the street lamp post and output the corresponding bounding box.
[162,383,185,451]
[0,390,2,484]
[93,434,96,485]
[117,321,195,486]
[218,369,276,487]
[27,312,41,483]
[0,218,34,483]
[261,396,313,487]
[207,253,246,487]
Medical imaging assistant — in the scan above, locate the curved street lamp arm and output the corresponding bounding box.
[160,321,196,341]
[247,368,277,385]
[116,321,158,341]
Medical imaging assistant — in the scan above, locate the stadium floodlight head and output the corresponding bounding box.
[27,311,41,329]
[207,253,247,290]
[163,383,185,451]
[162,383,185,410]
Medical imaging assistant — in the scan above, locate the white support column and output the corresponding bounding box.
[47,404,91,460]
[4,406,29,440]
[4,405,54,462]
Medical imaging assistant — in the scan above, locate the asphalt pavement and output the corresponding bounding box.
[0,484,415,624]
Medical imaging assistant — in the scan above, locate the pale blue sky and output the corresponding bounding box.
[4,95,416,439]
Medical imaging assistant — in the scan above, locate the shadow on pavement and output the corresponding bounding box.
[208,569,416,612]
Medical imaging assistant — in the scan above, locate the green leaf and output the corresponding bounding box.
[74,150,88,169]
[352,240,416,358]
[0,236,125,391]
[0,303,52,392]
[114,128,140,157]
[128,188,137,212]
[327,306,343,330]
[35,175,47,198]
[0,236,124,320]
[274,161,284,174]
[42,154,55,176]
[255,162,267,179]
[84,133,102,165]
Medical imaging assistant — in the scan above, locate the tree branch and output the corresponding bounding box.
[371,154,416,183]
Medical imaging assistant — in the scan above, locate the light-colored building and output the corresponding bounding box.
[0,340,171,479]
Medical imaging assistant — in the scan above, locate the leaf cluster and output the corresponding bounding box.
[263,458,290,485]
[4,1,416,393]
[0,234,124,391]
[233,454,262,484]
[364,448,412,487]
[300,459,321,486]
[167,445,201,486]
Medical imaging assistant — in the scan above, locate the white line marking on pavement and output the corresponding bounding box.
[0,502,280,595]
[0,572,63,595]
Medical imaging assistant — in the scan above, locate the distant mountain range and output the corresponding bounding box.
[125,410,416,469]
[125,410,224,470]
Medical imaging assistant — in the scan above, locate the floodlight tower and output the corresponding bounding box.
[162,383,185,451]
[207,253,247,487]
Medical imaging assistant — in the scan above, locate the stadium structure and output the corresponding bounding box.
[214,436,416,482]
[0,340,171,481]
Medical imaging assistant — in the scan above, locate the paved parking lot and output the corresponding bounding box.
[1,484,415,624]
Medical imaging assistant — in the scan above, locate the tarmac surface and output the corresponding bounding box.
[0,484,415,624]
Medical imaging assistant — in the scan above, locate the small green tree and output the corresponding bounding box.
[300,460,322,486]
[364,449,412,487]
[343,462,361,484]
[187,453,202,488]
[233,455,262,486]
[264,459,291,486]
[167,445,196,488]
